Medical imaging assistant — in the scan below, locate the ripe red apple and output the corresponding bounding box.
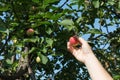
[26,28,34,36]
[36,56,41,63]
[69,36,80,47]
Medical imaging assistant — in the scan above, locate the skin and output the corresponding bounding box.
[67,37,113,80]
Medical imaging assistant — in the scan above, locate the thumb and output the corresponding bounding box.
[78,37,88,45]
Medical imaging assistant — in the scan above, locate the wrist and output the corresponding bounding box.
[84,52,96,65]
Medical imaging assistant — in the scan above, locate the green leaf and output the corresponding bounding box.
[78,0,84,9]
[76,17,82,23]
[39,53,48,64]
[66,25,76,31]
[40,21,51,25]
[59,19,76,31]
[6,59,13,65]
[42,0,59,9]
[108,0,115,5]
[32,0,39,3]
[0,27,7,33]
[23,37,39,43]
[46,38,53,47]
[59,19,74,26]
[29,47,36,54]
[44,0,59,4]
[40,37,44,44]
[116,6,120,15]
[42,46,47,53]
[51,13,62,20]
[87,29,102,34]
[0,5,10,11]
[10,22,19,27]
[24,38,36,43]
[113,75,120,79]
[118,1,120,9]
[12,62,19,71]
[46,27,52,35]
[44,12,53,18]
[92,0,99,8]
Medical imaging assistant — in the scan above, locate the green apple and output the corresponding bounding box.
[13,39,17,44]
[36,56,41,63]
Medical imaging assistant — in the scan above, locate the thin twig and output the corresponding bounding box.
[59,0,69,8]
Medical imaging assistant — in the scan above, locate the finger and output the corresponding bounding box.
[67,42,74,53]
[78,37,91,49]
[67,42,80,57]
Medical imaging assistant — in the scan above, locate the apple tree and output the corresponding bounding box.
[0,0,120,80]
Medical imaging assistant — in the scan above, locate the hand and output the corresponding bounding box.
[67,37,93,63]
[67,37,113,80]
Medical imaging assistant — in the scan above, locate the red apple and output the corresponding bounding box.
[69,36,80,47]
[26,28,34,36]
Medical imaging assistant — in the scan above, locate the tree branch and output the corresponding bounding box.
[102,6,120,18]
[0,47,29,80]
[28,65,36,80]
[59,0,69,8]
[109,9,120,18]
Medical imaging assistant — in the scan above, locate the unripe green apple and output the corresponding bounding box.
[13,39,17,44]
[26,28,34,36]
[36,56,41,63]
[69,36,80,47]
[32,6,35,10]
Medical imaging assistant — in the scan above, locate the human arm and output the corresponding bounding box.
[67,37,113,80]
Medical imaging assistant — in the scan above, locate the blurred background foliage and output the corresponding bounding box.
[0,0,120,80]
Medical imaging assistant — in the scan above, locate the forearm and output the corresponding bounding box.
[84,53,113,80]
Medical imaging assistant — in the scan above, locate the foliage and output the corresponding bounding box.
[0,0,120,80]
